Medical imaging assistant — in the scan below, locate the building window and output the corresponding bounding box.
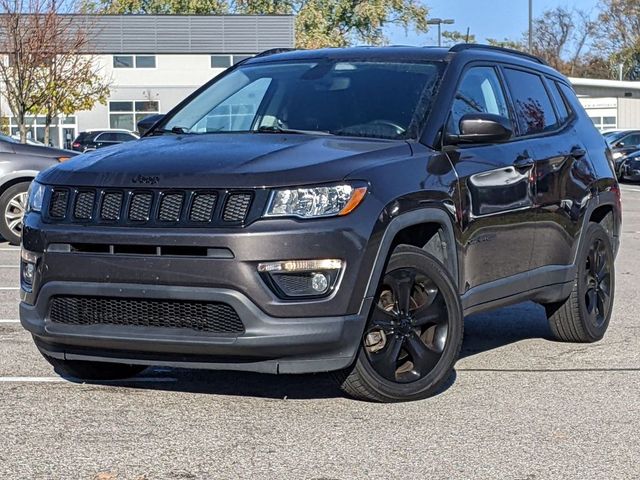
[113,55,134,68]
[8,115,77,148]
[109,101,160,131]
[211,55,232,68]
[135,55,156,68]
[233,54,253,65]
[210,54,254,69]
[113,55,157,69]
[589,115,617,132]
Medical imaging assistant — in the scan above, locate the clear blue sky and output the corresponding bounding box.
[387,0,600,45]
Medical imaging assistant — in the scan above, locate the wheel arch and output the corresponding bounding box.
[0,171,38,198]
[359,207,460,316]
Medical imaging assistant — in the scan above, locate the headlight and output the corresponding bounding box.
[27,182,45,213]
[264,184,367,219]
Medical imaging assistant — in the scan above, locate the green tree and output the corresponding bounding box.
[441,30,476,46]
[89,0,431,48]
[597,0,640,80]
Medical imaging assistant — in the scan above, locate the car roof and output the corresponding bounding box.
[245,44,559,77]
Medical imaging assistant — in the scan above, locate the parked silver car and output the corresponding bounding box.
[0,134,78,244]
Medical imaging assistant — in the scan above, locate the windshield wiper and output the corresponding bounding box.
[254,125,332,135]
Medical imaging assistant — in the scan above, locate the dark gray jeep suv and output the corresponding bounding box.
[20,45,621,402]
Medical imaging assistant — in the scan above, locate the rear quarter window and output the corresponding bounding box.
[503,68,558,136]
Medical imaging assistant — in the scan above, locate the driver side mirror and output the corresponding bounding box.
[447,113,513,145]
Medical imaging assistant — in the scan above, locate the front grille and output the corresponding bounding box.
[129,192,153,221]
[44,188,253,227]
[158,193,184,222]
[101,192,123,221]
[74,191,95,220]
[50,296,245,334]
[49,189,69,218]
[190,193,217,222]
[223,193,252,222]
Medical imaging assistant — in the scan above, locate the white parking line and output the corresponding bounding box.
[0,287,19,290]
[0,265,19,268]
[0,319,19,323]
[0,376,177,383]
[621,186,640,193]
[0,248,19,251]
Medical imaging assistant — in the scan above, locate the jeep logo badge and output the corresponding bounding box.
[132,174,160,185]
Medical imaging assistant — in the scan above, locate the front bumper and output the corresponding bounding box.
[21,281,365,374]
[20,209,382,373]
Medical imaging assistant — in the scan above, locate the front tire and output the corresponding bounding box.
[334,245,463,402]
[38,349,147,380]
[0,181,31,245]
[545,222,615,343]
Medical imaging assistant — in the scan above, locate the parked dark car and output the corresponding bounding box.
[0,133,77,245]
[603,129,640,178]
[617,149,640,181]
[71,129,139,152]
[20,45,621,402]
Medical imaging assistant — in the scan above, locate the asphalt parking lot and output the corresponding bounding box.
[1,187,639,480]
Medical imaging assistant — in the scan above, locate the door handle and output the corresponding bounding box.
[570,146,587,158]
[513,156,534,171]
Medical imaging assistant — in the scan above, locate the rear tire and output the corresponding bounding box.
[0,181,31,245]
[544,222,615,343]
[38,349,147,380]
[333,245,463,402]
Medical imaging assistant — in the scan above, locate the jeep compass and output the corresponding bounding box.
[20,45,621,402]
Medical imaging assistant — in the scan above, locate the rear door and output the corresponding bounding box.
[445,65,537,291]
[513,75,597,270]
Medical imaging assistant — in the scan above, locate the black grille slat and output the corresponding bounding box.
[101,192,123,221]
[158,193,184,222]
[46,187,254,226]
[50,296,244,334]
[49,190,69,218]
[190,193,217,222]
[223,193,252,222]
[74,191,95,220]
[129,193,153,222]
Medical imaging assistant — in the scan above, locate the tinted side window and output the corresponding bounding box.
[449,66,510,135]
[620,133,640,147]
[504,68,557,135]
[98,133,118,142]
[115,133,136,142]
[548,81,570,124]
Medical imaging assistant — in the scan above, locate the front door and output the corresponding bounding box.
[444,65,537,292]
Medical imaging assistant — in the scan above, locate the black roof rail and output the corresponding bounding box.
[449,43,547,65]
[254,48,297,58]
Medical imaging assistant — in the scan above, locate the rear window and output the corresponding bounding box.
[548,81,571,124]
[504,68,558,135]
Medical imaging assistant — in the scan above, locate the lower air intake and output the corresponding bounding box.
[49,296,245,334]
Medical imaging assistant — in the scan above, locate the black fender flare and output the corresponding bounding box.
[358,206,459,317]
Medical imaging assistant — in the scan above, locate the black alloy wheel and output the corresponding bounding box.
[364,267,449,383]
[583,237,612,331]
[334,245,463,402]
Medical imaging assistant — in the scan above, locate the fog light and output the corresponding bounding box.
[311,272,329,293]
[258,259,343,298]
[20,249,40,289]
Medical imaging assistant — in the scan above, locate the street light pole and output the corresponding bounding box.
[528,0,533,53]
[427,18,455,47]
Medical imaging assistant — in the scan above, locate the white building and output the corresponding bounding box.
[571,77,640,131]
[1,15,295,148]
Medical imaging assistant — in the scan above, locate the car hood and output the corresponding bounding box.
[14,142,77,158]
[38,133,412,188]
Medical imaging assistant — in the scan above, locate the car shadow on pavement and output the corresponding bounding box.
[460,301,554,359]
[63,302,551,401]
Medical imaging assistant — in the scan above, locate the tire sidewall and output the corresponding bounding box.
[354,246,463,401]
[576,223,615,341]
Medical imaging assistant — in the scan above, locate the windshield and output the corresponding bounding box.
[603,131,628,145]
[163,59,443,140]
